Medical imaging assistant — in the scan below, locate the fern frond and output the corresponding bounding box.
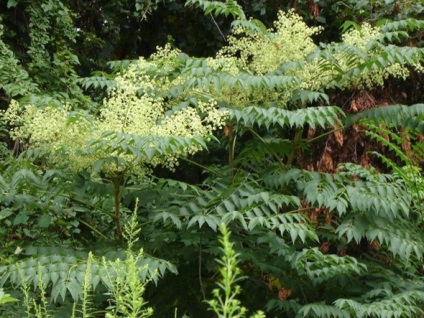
[375,18,424,43]
[337,163,383,182]
[265,299,301,315]
[229,106,343,130]
[335,212,424,260]
[290,89,329,105]
[293,248,366,285]
[337,44,423,84]
[377,30,410,43]
[151,175,318,244]
[0,250,177,303]
[364,123,412,165]
[87,132,209,164]
[346,179,411,219]
[366,219,424,260]
[106,59,138,71]
[346,104,424,131]
[185,0,246,20]
[335,290,424,318]
[298,302,350,318]
[378,18,424,38]
[230,19,268,35]
[75,76,116,91]
[264,166,410,220]
[301,172,349,216]
[185,71,300,91]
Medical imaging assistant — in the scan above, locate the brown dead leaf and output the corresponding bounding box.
[278,288,292,301]
[369,240,381,251]
[334,124,344,147]
[306,163,315,171]
[351,99,358,112]
[308,0,319,20]
[310,209,319,224]
[320,242,331,254]
[401,131,412,153]
[325,212,332,225]
[353,124,360,132]
[350,92,376,112]
[402,140,412,152]
[307,127,316,139]
[318,150,334,172]
[223,124,232,138]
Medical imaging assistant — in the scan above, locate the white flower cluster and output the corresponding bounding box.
[200,10,324,109]
[3,54,225,176]
[322,23,421,90]
[4,100,92,153]
[5,10,421,176]
[342,23,380,51]
[220,10,321,75]
[200,11,423,109]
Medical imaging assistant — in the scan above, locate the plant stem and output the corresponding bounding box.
[112,175,123,245]
[227,124,237,179]
[76,217,108,240]
[228,128,236,167]
[198,230,206,300]
[287,127,302,166]
[247,127,286,169]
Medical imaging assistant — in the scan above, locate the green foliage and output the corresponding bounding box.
[103,207,154,318]
[75,75,117,91]
[0,19,38,98]
[152,174,317,244]
[298,302,349,318]
[206,223,265,318]
[0,0,86,106]
[315,22,424,90]
[335,290,424,318]
[0,165,82,246]
[0,205,173,317]
[229,105,342,130]
[346,103,424,133]
[0,288,18,306]
[3,58,223,176]
[26,0,79,89]
[0,247,176,303]
[1,2,424,317]
[103,250,154,318]
[293,248,367,285]
[186,0,246,20]
[0,117,10,161]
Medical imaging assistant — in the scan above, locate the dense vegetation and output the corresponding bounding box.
[1,0,424,317]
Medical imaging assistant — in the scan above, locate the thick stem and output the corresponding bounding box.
[112,176,123,245]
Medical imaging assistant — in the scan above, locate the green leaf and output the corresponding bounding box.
[7,0,18,8]
[0,209,13,220]
[37,214,52,228]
